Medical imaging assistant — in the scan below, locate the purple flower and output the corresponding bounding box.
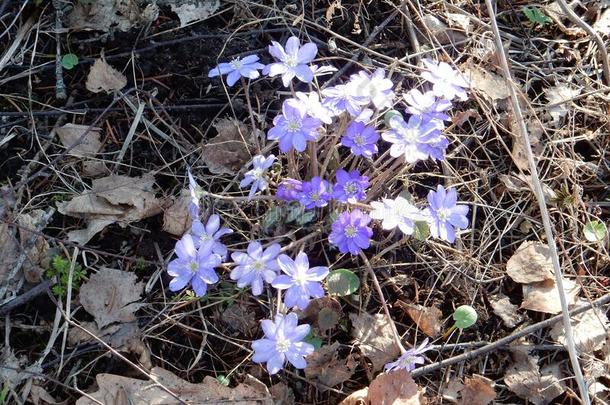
[191,214,233,258]
[293,91,333,124]
[187,168,200,218]
[349,68,395,110]
[384,339,431,372]
[370,196,428,236]
[332,169,369,203]
[421,58,469,101]
[263,36,317,87]
[167,234,221,296]
[403,89,452,123]
[240,154,276,200]
[230,241,281,296]
[251,312,315,374]
[208,55,265,87]
[276,178,303,202]
[424,185,469,243]
[322,83,368,117]
[341,121,379,158]
[298,176,331,209]
[329,210,373,255]
[267,100,322,153]
[382,115,448,163]
[271,252,329,310]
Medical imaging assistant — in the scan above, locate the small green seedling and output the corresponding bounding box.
[46,255,87,297]
[61,53,79,70]
[443,305,478,338]
[216,375,230,386]
[523,6,551,27]
[584,220,607,243]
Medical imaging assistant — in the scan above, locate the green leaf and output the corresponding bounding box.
[453,305,478,329]
[523,6,551,27]
[413,221,429,241]
[383,109,402,126]
[584,220,607,242]
[327,269,360,297]
[304,331,322,350]
[262,205,283,234]
[286,204,315,226]
[216,375,230,386]
[61,53,79,70]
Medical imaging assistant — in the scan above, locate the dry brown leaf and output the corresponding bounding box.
[75,367,273,405]
[545,85,581,126]
[221,302,258,337]
[57,174,163,244]
[269,382,295,405]
[521,278,580,314]
[550,299,610,352]
[201,118,253,175]
[86,58,127,93]
[68,0,158,32]
[79,268,145,329]
[305,342,357,390]
[508,111,544,171]
[421,14,466,45]
[463,65,510,103]
[30,383,64,405]
[0,223,20,287]
[56,123,103,157]
[441,378,463,403]
[446,13,471,33]
[350,312,401,372]
[162,190,192,236]
[504,355,564,405]
[301,296,343,333]
[489,293,524,328]
[168,0,220,27]
[400,302,442,338]
[506,241,554,284]
[368,369,424,405]
[458,375,496,405]
[69,321,141,351]
[82,160,109,178]
[339,388,369,405]
[17,210,50,283]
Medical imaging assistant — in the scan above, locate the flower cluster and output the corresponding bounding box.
[168,36,474,377]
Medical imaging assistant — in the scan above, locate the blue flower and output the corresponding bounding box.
[340,121,380,158]
[370,196,427,236]
[230,241,281,296]
[298,176,331,209]
[382,115,448,163]
[421,58,469,101]
[384,339,431,372]
[191,214,233,258]
[251,312,315,374]
[167,234,221,296]
[208,55,265,87]
[332,169,369,203]
[263,36,318,87]
[240,154,276,200]
[276,178,303,202]
[329,210,373,255]
[267,99,322,153]
[349,68,395,110]
[424,185,469,243]
[271,252,329,310]
[187,168,200,219]
[322,83,369,117]
[403,89,452,123]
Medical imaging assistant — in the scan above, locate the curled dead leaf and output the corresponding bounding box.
[397,301,442,338]
[162,190,192,236]
[201,118,254,175]
[489,293,524,328]
[167,0,220,27]
[521,277,580,314]
[86,59,127,94]
[458,374,496,405]
[462,65,511,103]
[304,342,357,391]
[504,355,564,405]
[506,241,554,284]
[368,369,424,405]
[56,123,103,157]
[550,299,610,352]
[350,312,401,372]
[68,0,158,32]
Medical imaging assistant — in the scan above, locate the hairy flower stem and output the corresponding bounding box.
[308,142,318,177]
[319,114,348,178]
[359,252,406,354]
[240,77,261,154]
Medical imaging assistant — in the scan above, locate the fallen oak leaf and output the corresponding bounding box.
[78,268,145,329]
[350,312,401,372]
[86,58,127,93]
[75,367,273,405]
